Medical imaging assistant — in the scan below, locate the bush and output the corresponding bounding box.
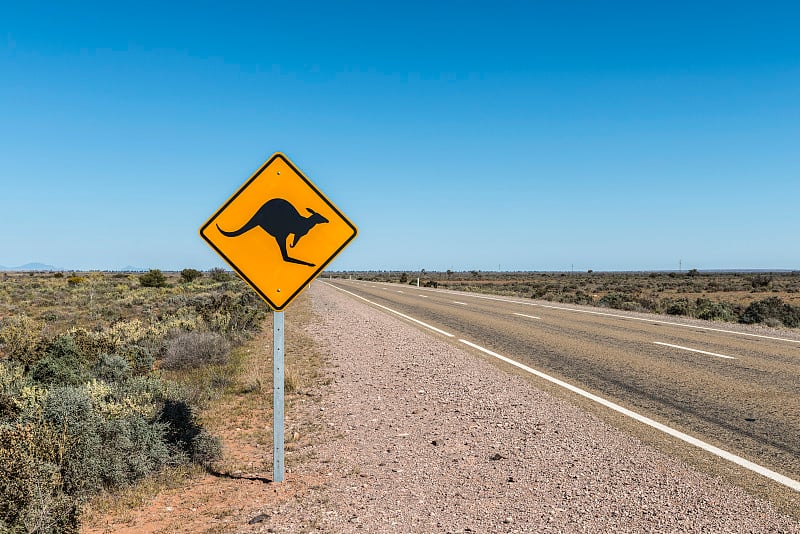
[0,421,77,533]
[695,298,736,322]
[740,297,800,328]
[663,298,692,316]
[208,267,229,282]
[122,345,155,376]
[94,415,172,488]
[750,274,773,289]
[598,292,639,311]
[43,386,103,497]
[31,333,97,386]
[191,430,223,467]
[161,331,230,370]
[67,275,85,287]
[139,269,167,288]
[94,354,131,383]
[180,268,203,283]
[0,315,42,367]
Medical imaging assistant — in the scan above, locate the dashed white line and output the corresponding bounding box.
[453,301,469,306]
[458,293,800,345]
[654,342,736,360]
[458,339,799,492]
[514,312,541,320]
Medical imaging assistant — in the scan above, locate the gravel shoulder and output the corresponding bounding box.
[242,282,799,533]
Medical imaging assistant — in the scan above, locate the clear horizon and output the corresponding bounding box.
[3,2,799,273]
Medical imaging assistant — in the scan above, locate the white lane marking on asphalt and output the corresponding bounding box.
[418,295,429,298]
[453,301,469,306]
[654,342,736,360]
[397,291,404,293]
[461,293,800,345]
[324,283,454,338]
[457,338,800,493]
[514,312,541,320]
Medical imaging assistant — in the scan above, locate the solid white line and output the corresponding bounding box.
[457,339,800,492]
[323,283,454,338]
[460,293,800,345]
[514,312,541,320]
[453,301,469,306]
[654,342,736,360]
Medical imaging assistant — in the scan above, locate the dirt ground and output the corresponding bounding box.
[81,291,326,533]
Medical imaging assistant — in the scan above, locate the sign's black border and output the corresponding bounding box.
[199,152,358,311]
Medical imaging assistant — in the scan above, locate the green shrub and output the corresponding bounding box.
[190,430,223,467]
[93,354,131,383]
[121,345,155,376]
[94,415,172,489]
[695,298,736,322]
[598,292,639,311]
[43,386,103,497]
[139,269,167,288]
[208,267,229,282]
[31,333,94,386]
[68,328,119,364]
[0,421,77,533]
[740,297,800,328]
[180,268,203,283]
[749,274,773,289]
[663,298,692,316]
[161,331,230,370]
[0,315,43,368]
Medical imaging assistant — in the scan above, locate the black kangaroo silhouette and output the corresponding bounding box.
[217,198,329,267]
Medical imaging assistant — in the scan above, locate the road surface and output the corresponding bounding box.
[324,278,800,495]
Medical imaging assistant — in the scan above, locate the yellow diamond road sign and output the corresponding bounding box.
[200,152,357,310]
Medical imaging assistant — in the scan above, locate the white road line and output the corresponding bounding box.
[459,293,800,345]
[453,301,469,306]
[514,312,541,320]
[418,295,429,298]
[458,339,800,493]
[654,342,736,360]
[397,291,404,293]
[324,283,454,338]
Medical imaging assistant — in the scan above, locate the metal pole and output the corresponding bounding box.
[273,310,285,482]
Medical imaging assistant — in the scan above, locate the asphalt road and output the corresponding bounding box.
[323,278,800,494]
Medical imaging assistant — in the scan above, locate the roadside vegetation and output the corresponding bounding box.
[341,270,800,329]
[0,270,268,532]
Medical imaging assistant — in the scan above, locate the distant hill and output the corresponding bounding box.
[1,262,63,271]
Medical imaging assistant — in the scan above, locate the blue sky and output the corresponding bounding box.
[2,1,798,272]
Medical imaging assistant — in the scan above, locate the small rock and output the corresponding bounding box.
[249,513,270,525]
[503,516,513,524]
[431,439,439,446]
[489,453,505,461]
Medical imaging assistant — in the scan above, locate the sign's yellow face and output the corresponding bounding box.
[200,153,357,310]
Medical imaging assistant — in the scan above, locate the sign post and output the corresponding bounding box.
[200,152,357,482]
[273,311,285,482]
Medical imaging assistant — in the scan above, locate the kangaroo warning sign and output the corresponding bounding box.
[200,152,357,310]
